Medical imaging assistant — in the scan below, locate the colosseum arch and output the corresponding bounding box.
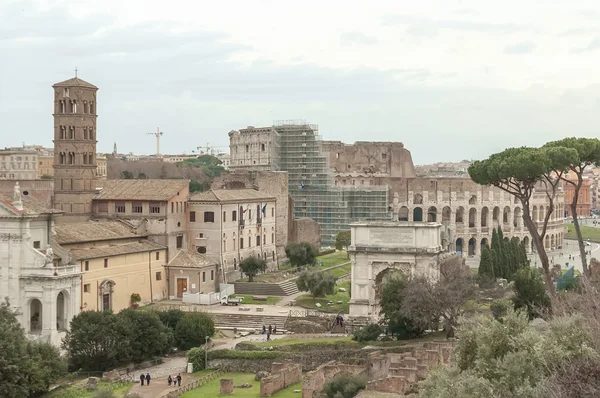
[427,206,437,222]
[456,238,464,253]
[532,206,538,222]
[513,196,519,204]
[481,237,488,248]
[442,206,451,223]
[492,206,500,224]
[455,206,465,223]
[481,207,489,227]
[539,205,545,222]
[468,208,477,228]
[398,206,409,221]
[469,195,477,205]
[468,238,476,256]
[551,234,555,248]
[413,193,423,205]
[513,207,522,228]
[523,236,530,252]
[503,206,511,224]
[545,235,550,249]
[413,207,423,222]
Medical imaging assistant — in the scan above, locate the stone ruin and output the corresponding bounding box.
[301,340,456,397]
[260,362,302,397]
[220,379,234,395]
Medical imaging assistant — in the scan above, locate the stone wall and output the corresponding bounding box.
[290,216,321,250]
[260,362,302,397]
[302,362,367,398]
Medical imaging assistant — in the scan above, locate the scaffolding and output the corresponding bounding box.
[273,120,389,246]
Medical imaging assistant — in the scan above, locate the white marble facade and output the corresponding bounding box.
[0,185,80,346]
[348,221,450,322]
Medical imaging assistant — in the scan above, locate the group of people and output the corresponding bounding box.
[335,315,344,328]
[262,324,276,341]
[138,372,182,388]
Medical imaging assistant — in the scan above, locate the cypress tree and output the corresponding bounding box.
[479,247,495,279]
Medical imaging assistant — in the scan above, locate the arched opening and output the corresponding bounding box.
[481,207,489,227]
[233,258,237,270]
[398,206,409,221]
[492,207,500,223]
[513,196,519,204]
[503,206,511,224]
[99,280,115,312]
[56,291,67,331]
[272,251,275,261]
[375,268,409,303]
[442,206,451,223]
[545,235,550,249]
[532,206,538,222]
[523,236,530,252]
[468,208,477,228]
[468,238,476,256]
[456,238,464,253]
[481,238,488,248]
[551,234,555,249]
[469,195,477,205]
[427,206,437,222]
[413,194,423,205]
[413,207,423,222]
[513,207,522,228]
[30,299,42,333]
[455,206,464,223]
[539,205,545,222]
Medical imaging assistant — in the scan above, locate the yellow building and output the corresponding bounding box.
[38,150,54,178]
[54,220,167,312]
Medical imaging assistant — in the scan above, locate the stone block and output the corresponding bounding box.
[220,379,234,395]
[86,377,99,391]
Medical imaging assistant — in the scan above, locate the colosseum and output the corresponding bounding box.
[321,140,565,256]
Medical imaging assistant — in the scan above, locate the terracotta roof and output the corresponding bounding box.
[70,240,166,260]
[54,220,143,244]
[168,249,217,268]
[0,196,62,217]
[94,179,190,201]
[190,189,275,203]
[52,77,98,89]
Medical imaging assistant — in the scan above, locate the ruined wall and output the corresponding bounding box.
[260,362,302,397]
[290,218,321,251]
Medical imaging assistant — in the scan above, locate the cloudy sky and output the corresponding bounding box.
[2,0,600,164]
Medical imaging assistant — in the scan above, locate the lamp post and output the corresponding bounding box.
[205,336,209,370]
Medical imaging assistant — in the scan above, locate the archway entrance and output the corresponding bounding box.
[456,238,464,254]
[57,292,67,331]
[413,207,423,222]
[30,299,42,333]
[468,238,476,256]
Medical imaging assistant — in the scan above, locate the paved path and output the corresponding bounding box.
[127,356,189,398]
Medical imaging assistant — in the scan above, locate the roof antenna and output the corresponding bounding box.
[74,67,78,78]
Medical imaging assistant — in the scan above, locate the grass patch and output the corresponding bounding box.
[296,280,351,314]
[208,349,284,360]
[231,295,282,305]
[318,251,350,267]
[180,373,301,398]
[251,336,355,348]
[46,381,133,398]
[565,223,600,242]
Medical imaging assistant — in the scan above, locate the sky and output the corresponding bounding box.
[2,0,600,164]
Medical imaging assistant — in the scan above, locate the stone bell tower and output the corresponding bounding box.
[52,75,98,222]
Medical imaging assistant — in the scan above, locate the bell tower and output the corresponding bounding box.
[52,76,98,222]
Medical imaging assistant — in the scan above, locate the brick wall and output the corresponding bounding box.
[260,362,302,397]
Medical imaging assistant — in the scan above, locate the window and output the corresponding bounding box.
[211,270,214,280]
[234,258,237,270]
[240,238,244,249]
[150,202,161,214]
[223,211,226,222]
[155,252,160,260]
[115,201,126,213]
[104,258,108,268]
[198,233,204,238]
[271,207,274,217]
[382,153,387,160]
[202,272,206,282]
[246,145,249,152]
[256,235,261,246]
[261,143,265,151]
[132,201,143,213]
[232,210,237,221]
[248,210,252,220]
[33,241,40,249]
[272,233,274,243]
[156,272,162,281]
[204,211,215,223]
[197,246,207,254]
[84,284,90,293]
[171,202,174,213]
[84,261,89,271]
[176,235,183,249]
[97,202,108,213]
[190,211,196,222]
[336,152,340,159]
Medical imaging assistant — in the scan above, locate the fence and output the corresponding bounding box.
[162,370,224,398]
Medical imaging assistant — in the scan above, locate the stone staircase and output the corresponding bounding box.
[207,312,288,331]
[234,280,299,296]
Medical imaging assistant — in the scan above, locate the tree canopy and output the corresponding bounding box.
[296,270,336,298]
[335,230,351,251]
[379,277,425,339]
[285,242,318,268]
[239,256,267,282]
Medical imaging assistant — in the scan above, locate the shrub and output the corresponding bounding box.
[490,299,511,321]
[352,323,383,342]
[286,242,318,268]
[296,270,336,298]
[157,309,185,331]
[239,256,267,282]
[512,268,551,319]
[208,349,283,360]
[187,347,206,371]
[324,372,366,398]
[174,312,215,350]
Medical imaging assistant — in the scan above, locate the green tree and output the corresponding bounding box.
[324,372,366,398]
[63,311,131,371]
[40,174,53,180]
[157,309,185,331]
[296,270,336,298]
[512,268,551,319]
[239,256,267,282]
[137,171,147,179]
[189,180,210,193]
[469,146,578,298]
[186,347,206,371]
[379,277,424,339]
[335,230,351,251]
[352,323,383,342]
[0,300,65,398]
[544,137,600,277]
[285,242,318,268]
[174,313,215,350]
[478,246,495,280]
[121,170,133,179]
[118,309,172,363]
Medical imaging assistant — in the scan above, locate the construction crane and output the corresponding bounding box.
[196,142,228,156]
[146,128,164,156]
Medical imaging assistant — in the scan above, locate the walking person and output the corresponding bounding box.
[139,374,145,386]
[267,329,271,341]
[145,373,151,386]
[273,325,277,335]
[168,375,172,387]
[268,324,272,335]
[262,325,266,335]
[177,373,182,387]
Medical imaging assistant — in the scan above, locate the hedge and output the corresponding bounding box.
[317,249,336,256]
[208,349,283,360]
